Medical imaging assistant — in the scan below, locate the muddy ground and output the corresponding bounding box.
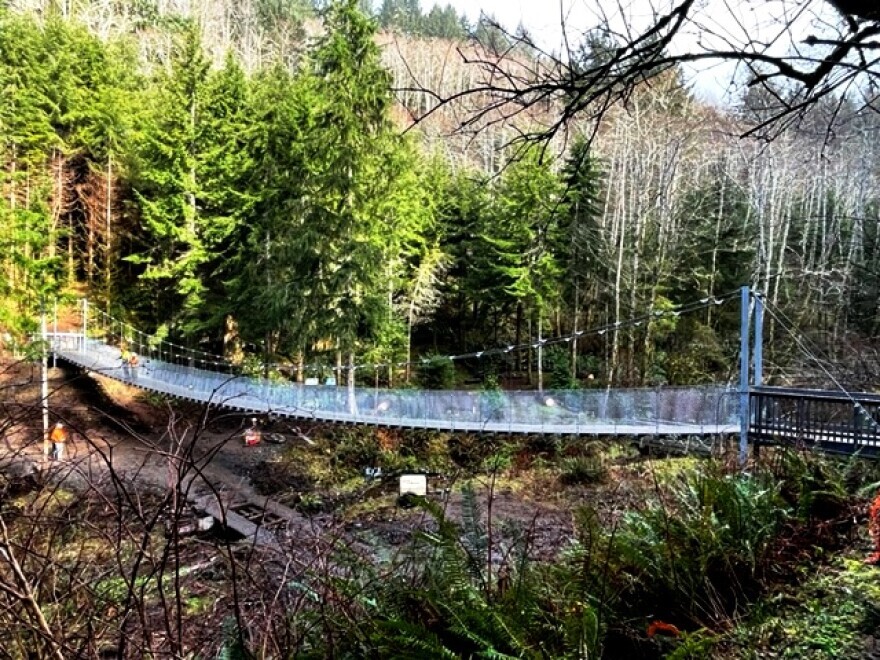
[0,357,629,556]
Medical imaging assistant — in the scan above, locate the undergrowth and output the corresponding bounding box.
[142,422,879,659]
[278,446,874,658]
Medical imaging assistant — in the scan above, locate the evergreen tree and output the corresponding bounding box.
[0,14,63,323]
[558,137,603,381]
[231,0,424,374]
[433,166,494,350]
[127,23,209,335]
[190,54,257,341]
[381,147,442,381]
[229,64,315,359]
[127,25,253,349]
[423,4,465,39]
[297,0,413,368]
[485,146,563,386]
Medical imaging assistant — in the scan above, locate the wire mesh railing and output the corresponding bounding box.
[48,332,740,435]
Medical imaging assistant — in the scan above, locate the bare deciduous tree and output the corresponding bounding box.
[402,0,880,143]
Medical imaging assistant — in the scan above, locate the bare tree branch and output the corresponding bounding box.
[396,0,880,145]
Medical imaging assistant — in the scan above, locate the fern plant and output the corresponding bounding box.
[217,616,251,660]
[614,464,788,625]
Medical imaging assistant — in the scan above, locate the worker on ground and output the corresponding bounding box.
[49,422,68,461]
[244,418,261,446]
[129,352,139,379]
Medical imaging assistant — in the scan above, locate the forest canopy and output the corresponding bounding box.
[0,0,878,391]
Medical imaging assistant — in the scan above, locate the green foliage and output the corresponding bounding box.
[731,558,880,658]
[396,430,453,471]
[217,616,252,660]
[332,428,382,473]
[226,64,313,354]
[544,345,580,389]
[377,0,467,39]
[663,629,720,659]
[334,489,604,659]
[415,353,456,389]
[294,0,403,355]
[296,493,325,515]
[615,465,788,624]
[231,0,430,364]
[769,450,862,522]
[484,144,563,313]
[481,444,514,473]
[447,433,496,471]
[559,455,608,486]
[662,319,728,385]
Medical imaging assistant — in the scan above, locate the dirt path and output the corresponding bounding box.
[2,358,581,559]
[1,360,318,545]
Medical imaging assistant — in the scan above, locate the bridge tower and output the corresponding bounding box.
[739,285,764,465]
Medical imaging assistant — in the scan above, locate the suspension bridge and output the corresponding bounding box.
[46,332,739,438]
[41,287,880,456]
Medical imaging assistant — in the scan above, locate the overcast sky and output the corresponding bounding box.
[418,0,841,106]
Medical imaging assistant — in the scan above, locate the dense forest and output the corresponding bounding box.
[4,3,880,659]
[1,0,879,391]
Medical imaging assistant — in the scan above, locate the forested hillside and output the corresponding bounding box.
[1,0,878,390]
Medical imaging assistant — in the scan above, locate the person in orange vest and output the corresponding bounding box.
[244,418,261,446]
[49,422,68,461]
[128,352,139,379]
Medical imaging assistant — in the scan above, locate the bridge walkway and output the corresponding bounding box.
[48,334,740,438]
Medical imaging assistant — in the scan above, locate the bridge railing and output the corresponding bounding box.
[50,333,740,433]
[749,387,880,450]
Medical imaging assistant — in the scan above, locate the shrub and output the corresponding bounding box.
[614,465,789,624]
[415,354,456,389]
[333,428,382,473]
[730,558,880,658]
[524,434,560,458]
[448,434,497,471]
[767,449,866,523]
[559,455,608,485]
[329,490,604,659]
[544,345,580,389]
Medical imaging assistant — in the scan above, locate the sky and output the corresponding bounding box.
[419,0,841,106]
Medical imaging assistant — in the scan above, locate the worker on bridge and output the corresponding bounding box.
[120,346,132,377]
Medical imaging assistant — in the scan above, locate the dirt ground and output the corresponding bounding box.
[0,357,589,556]
[2,360,260,484]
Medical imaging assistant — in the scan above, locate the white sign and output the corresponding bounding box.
[399,474,427,497]
[304,377,319,386]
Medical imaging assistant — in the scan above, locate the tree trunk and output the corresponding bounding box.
[105,154,113,300]
[7,146,16,290]
[263,331,272,378]
[536,312,543,392]
[571,279,579,383]
[515,301,523,370]
[347,351,356,414]
[406,315,413,384]
[526,316,533,386]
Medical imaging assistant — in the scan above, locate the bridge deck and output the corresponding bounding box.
[749,386,880,455]
[50,336,739,437]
